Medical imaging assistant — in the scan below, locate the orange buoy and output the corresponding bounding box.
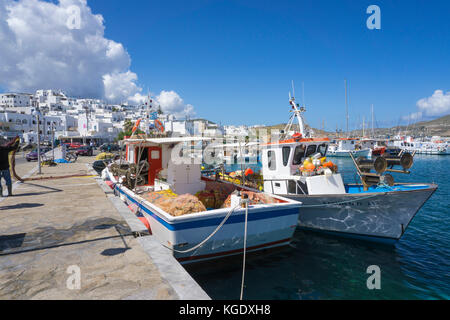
[138,217,152,233]
[244,168,254,176]
[105,180,115,189]
[304,162,315,171]
[323,161,334,169]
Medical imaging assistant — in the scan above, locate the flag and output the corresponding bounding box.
[150,112,158,120]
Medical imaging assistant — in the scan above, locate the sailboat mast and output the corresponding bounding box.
[363,116,365,137]
[371,104,374,137]
[345,79,349,136]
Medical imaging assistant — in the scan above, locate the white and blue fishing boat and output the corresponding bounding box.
[327,138,372,158]
[103,136,302,263]
[260,95,437,244]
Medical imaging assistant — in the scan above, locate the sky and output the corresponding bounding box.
[0,0,449,130]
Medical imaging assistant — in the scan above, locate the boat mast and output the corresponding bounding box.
[363,116,365,137]
[145,91,151,135]
[371,104,374,138]
[284,81,308,138]
[345,79,349,137]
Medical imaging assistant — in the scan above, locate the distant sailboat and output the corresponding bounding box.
[327,80,372,158]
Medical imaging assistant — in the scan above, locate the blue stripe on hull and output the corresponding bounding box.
[116,186,299,231]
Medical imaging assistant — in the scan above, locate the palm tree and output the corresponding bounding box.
[124,119,134,133]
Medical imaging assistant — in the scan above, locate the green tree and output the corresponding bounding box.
[124,119,134,132]
[117,119,144,141]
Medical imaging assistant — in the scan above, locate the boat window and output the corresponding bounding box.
[305,145,317,158]
[318,144,328,156]
[151,150,160,159]
[268,151,276,171]
[282,146,291,166]
[293,145,306,165]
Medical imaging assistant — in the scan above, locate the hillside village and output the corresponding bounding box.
[0,90,253,144]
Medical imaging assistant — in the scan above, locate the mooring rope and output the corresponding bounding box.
[159,205,241,254]
[240,201,249,301]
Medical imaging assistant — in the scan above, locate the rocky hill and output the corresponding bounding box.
[259,114,450,138]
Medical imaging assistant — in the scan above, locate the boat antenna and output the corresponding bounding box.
[302,81,305,109]
[292,80,296,100]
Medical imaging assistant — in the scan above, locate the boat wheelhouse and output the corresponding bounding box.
[104,136,303,263]
[262,137,331,195]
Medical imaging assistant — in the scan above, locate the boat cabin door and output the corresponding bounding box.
[134,146,162,186]
[147,147,162,186]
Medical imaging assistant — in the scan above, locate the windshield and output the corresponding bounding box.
[293,145,306,165]
[318,144,328,156]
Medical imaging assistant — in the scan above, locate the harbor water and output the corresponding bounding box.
[185,155,450,300]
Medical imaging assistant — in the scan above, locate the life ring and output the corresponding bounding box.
[155,119,164,132]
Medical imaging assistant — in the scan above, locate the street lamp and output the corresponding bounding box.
[33,108,42,174]
[51,122,55,161]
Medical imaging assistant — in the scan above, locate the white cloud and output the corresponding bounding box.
[403,90,450,122]
[103,71,141,103]
[0,0,140,101]
[0,0,196,115]
[156,90,195,119]
[127,92,148,105]
[416,90,450,117]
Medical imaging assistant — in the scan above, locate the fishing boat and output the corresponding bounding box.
[260,95,437,244]
[391,137,449,155]
[103,135,302,264]
[327,138,372,158]
[359,138,387,156]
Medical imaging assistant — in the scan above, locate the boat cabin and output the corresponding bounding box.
[359,138,376,149]
[261,137,346,196]
[124,137,207,195]
[329,138,361,152]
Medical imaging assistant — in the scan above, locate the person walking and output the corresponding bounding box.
[0,137,20,197]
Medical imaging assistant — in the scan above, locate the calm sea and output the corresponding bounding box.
[185,155,450,300]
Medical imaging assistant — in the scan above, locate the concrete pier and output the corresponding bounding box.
[0,154,209,300]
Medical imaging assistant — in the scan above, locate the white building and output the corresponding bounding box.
[0,93,33,108]
[164,120,194,136]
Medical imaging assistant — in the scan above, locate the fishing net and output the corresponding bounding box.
[142,190,207,217]
[221,191,278,208]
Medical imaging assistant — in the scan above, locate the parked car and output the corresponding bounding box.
[26,147,51,162]
[100,143,120,152]
[69,142,83,150]
[62,142,83,150]
[75,145,94,156]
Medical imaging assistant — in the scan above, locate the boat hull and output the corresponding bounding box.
[106,169,301,264]
[327,149,372,158]
[284,184,437,243]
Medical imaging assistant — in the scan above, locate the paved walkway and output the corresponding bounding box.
[0,156,177,299]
